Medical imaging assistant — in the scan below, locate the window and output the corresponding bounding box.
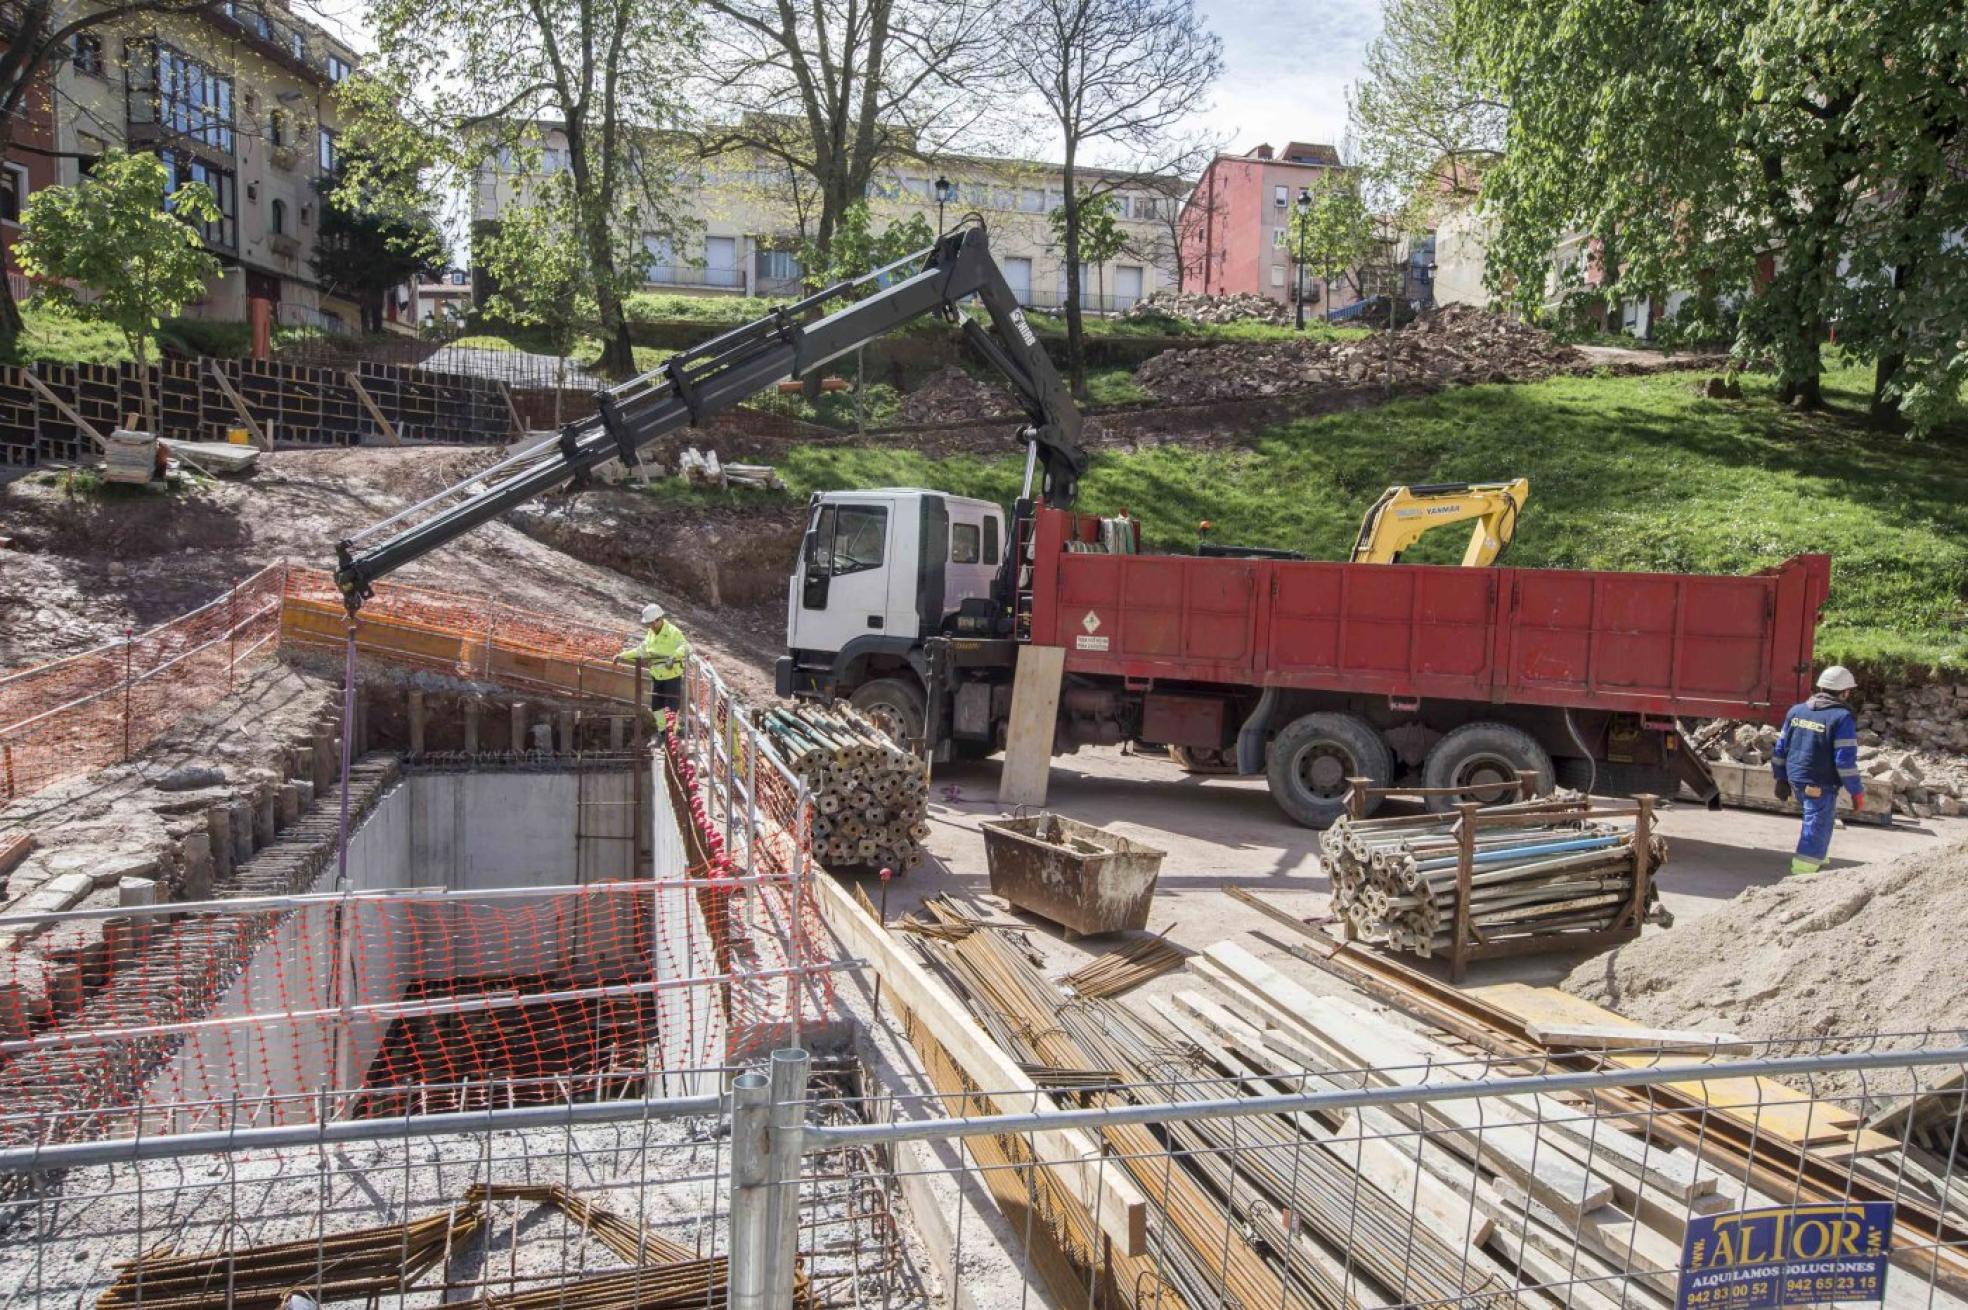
[982,515,1000,565]
[951,523,981,564]
[0,164,26,225]
[327,54,352,83]
[541,147,565,172]
[268,107,286,147]
[317,125,336,173]
[900,176,933,200]
[1273,184,1288,208]
[1018,187,1044,213]
[144,45,236,153]
[270,198,286,235]
[76,133,103,177]
[1271,227,1287,248]
[1114,264,1142,309]
[1270,264,1285,287]
[703,235,739,286]
[756,247,800,283]
[806,504,887,578]
[289,28,306,59]
[73,33,105,76]
[1002,256,1032,304]
[161,150,237,250]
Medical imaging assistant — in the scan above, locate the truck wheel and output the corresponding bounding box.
[1169,745,1237,775]
[849,678,926,747]
[1266,713,1393,828]
[1422,722,1554,811]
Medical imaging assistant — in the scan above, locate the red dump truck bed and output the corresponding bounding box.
[1026,509,1829,724]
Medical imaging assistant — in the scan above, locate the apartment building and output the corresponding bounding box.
[1178,141,1361,313]
[473,129,1189,312]
[16,0,361,324]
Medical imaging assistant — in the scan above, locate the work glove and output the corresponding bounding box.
[1850,789,1866,811]
[1772,777,1793,803]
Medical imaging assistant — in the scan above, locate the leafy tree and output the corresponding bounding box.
[798,201,935,289]
[1048,191,1125,308]
[15,150,219,427]
[1458,0,1968,429]
[1290,172,1374,322]
[478,181,593,424]
[1347,0,1503,220]
[1005,0,1221,398]
[345,0,695,377]
[312,146,445,335]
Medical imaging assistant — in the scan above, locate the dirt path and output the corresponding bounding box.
[1,448,780,699]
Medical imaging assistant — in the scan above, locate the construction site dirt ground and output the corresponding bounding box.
[854,744,1968,1014]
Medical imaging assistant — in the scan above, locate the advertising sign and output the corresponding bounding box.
[1678,1202,1893,1310]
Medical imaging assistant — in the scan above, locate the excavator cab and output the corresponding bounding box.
[1350,478,1530,567]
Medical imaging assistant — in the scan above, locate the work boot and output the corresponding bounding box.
[1788,855,1824,876]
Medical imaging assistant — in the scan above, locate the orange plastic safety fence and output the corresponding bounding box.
[0,872,760,1144]
[0,565,287,803]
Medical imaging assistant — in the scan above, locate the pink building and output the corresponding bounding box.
[1179,142,1357,312]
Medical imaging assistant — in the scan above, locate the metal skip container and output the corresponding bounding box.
[979,813,1167,936]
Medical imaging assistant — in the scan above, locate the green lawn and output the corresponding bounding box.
[768,361,1968,673]
[1,303,264,365]
[1022,309,1372,344]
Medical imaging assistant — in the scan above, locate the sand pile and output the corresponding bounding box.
[1564,838,1968,1100]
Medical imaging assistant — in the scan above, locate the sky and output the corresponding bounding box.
[1191,0,1382,159]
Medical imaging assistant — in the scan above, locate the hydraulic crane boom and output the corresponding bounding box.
[333,223,1086,610]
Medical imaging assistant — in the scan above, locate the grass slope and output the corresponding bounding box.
[766,361,1967,672]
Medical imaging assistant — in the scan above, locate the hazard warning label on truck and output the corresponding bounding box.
[1075,635,1109,651]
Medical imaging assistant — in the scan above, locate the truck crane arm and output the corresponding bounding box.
[333,223,1085,610]
[1349,478,1530,567]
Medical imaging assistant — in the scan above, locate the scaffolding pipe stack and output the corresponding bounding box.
[759,703,929,870]
[1321,791,1666,962]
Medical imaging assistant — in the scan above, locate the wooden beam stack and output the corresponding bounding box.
[760,703,928,870]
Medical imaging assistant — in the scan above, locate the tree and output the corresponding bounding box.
[798,201,935,289]
[692,0,1002,285]
[1125,175,1198,292]
[312,146,445,335]
[1290,172,1374,322]
[478,181,594,425]
[1048,191,1125,308]
[1346,0,1504,220]
[1006,0,1221,398]
[1457,0,1968,428]
[0,0,245,345]
[346,0,696,376]
[15,150,219,428]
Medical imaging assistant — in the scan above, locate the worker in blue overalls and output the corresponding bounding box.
[1769,665,1866,875]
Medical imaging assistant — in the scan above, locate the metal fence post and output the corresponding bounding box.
[227,575,239,692]
[726,1071,771,1310]
[121,625,134,762]
[764,1048,811,1308]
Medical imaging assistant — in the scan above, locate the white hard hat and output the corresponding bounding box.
[1816,664,1856,692]
[640,603,666,625]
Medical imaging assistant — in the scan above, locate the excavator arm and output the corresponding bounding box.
[333,224,1086,609]
[1349,478,1530,567]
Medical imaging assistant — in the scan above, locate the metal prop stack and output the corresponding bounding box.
[760,703,929,870]
[1321,791,1667,977]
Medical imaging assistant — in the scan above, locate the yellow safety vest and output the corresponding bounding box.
[619,623,689,680]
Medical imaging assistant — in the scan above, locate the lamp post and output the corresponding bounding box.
[1294,187,1311,331]
[934,176,952,234]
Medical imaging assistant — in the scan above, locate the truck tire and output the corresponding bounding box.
[1266,712,1393,828]
[1422,722,1554,811]
[849,678,926,747]
[1169,744,1238,775]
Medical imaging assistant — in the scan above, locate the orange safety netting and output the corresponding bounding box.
[0,565,287,803]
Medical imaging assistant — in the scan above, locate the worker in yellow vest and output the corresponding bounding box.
[616,603,690,731]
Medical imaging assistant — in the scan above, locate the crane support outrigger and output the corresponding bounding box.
[333,223,1087,609]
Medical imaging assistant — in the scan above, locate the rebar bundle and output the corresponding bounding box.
[1321,795,1666,957]
[760,703,929,870]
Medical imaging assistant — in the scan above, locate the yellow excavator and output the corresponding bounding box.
[1350,478,1530,567]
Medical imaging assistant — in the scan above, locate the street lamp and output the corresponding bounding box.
[934,176,952,233]
[1294,187,1312,331]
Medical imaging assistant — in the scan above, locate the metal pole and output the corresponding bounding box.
[227,575,239,692]
[121,625,134,762]
[334,622,357,892]
[726,1071,771,1310]
[764,1048,811,1308]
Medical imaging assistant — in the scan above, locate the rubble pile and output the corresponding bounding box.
[1702,700,1968,819]
[1134,305,1582,402]
[1120,290,1293,327]
[893,365,1017,425]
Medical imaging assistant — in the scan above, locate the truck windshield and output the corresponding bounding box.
[806,504,888,577]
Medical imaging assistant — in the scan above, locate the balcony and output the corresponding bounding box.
[645,264,746,290]
[269,233,302,259]
[270,143,299,171]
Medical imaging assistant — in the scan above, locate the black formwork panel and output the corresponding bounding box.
[33,365,85,464]
[75,364,120,444]
[276,362,329,444]
[236,359,286,445]
[153,359,202,441]
[317,367,363,444]
[354,361,403,442]
[0,368,36,467]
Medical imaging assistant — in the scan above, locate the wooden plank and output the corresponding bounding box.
[811,872,1148,1256]
[0,833,36,880]
[996,644,1064,807]
[208,360,270,451]
[21,369,107,452]
[1528,1022,1753,1056]
[1202,943,1615,1221]
[496,380,525,437]
[346,372,402,447]
[1867,1070,1966,1136]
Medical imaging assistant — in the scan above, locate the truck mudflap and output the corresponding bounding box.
[1668,724,1723,808]
[775,656,795,698]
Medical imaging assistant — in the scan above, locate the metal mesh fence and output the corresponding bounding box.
[0,565,286,802]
